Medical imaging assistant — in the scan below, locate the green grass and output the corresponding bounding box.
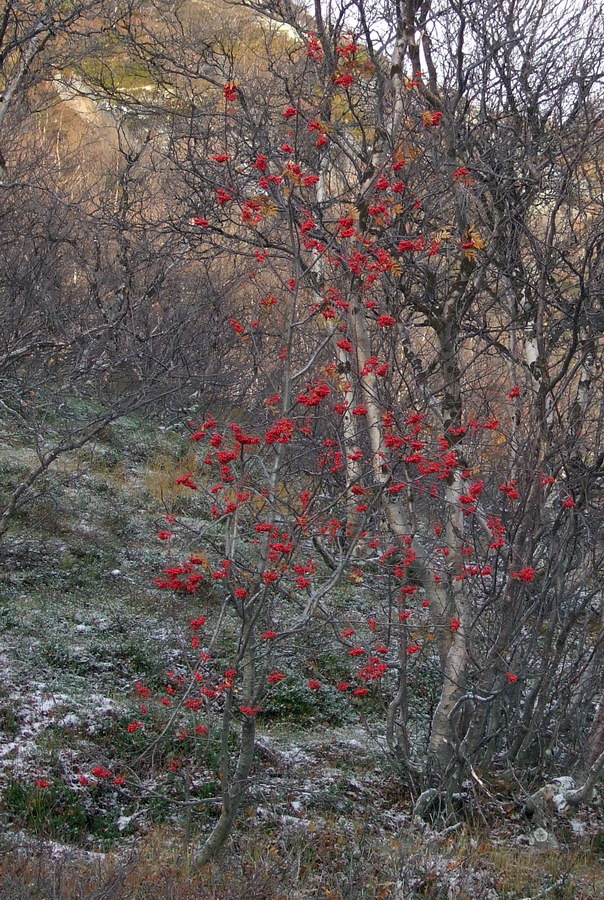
[2,779,134,848]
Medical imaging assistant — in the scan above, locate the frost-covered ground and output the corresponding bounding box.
[2,415,604,898]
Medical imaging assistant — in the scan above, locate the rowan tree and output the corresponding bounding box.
[4,0,604,862]
[128,0,604,842]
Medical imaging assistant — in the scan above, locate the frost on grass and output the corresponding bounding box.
[1,419,604,899]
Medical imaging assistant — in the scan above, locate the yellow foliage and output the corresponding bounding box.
[320,364,339,383]
[468,225,486,249]
[397,140,420,160]
[187,551,211,570]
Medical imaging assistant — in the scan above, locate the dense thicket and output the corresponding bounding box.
[2,0,604,861]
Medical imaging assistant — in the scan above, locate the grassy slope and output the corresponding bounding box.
[1,412,604,898]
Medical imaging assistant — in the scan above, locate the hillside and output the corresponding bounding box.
[1,412,604,898]
[2,0,604,895]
